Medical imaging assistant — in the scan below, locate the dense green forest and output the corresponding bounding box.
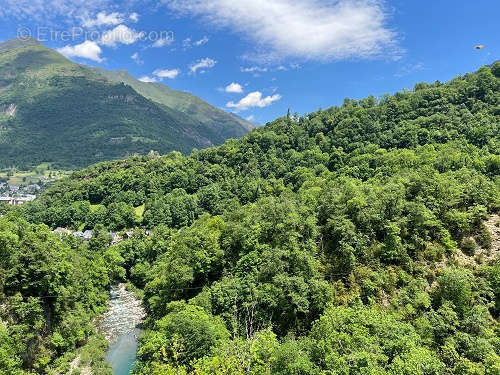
[1,62,499,374]
[0,38,253,169]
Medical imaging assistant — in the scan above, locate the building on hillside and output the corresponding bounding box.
[73,230,93,241]
[0,195,36,205]
[110,232,122,245]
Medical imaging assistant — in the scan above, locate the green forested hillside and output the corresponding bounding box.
[89,67,254,141]
[0,38,253,169]
[2,62,499,374]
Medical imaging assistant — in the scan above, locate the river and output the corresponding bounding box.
[99,284,145,375]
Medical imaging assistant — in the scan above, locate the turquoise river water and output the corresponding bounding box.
[99,284,145,375]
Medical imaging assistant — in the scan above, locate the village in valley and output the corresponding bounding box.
[0,177,148,242]
[0,164,72,206]
[0,181,38,205]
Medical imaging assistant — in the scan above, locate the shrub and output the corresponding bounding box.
[461,238,477,257]
[475,225,492,250]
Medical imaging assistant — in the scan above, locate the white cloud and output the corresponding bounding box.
[394,62,425,78]
[131,52,143,65]
[129,12,140,22]
[139,76,158,83]
[183,36,209,49]
[241,66,268,73]
[100,25,144,47]
[0,0,115,22]
[227,91,281,111]
[225,82,244,93]
[0,1,144,29]
[82,11,124,28]
[183,38,192,49]
[164,0,399,62]
[189,58,217,74]
[246,115,255,121]
[194,36,209,46]
[153,68,181,79]
[152,33,175,48]
[57,40,104,62]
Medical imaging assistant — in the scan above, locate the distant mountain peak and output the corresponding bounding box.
[89,66,255,133]
[0,37,42,54]
[0,38,254,169]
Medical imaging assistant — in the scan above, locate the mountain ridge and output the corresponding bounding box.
[89,67,254,134]
[0,38,254,169]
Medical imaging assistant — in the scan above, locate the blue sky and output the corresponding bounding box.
[0,0,498,125]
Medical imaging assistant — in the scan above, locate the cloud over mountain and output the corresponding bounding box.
[225,82,244,93]
[82,11,124,28]
[58,40,104,62]
[189,57,217,74]
[227,91,281,111]
[164,0,399,62]
[153,68,181,79]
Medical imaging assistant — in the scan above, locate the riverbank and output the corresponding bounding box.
[99,284,145,375]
